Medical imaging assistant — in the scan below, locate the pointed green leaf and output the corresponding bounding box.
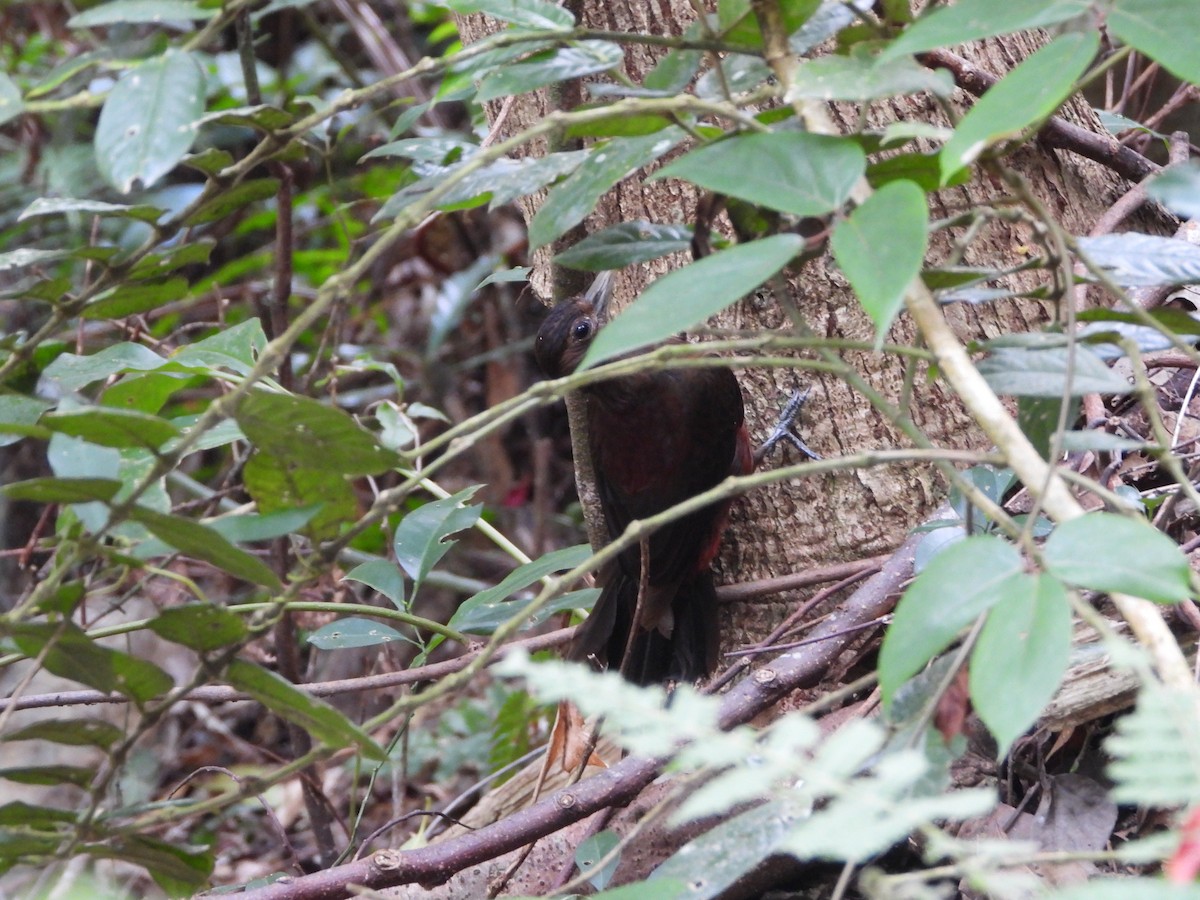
[70,0,215,26]
[42,407,181,450]
[95,49,205,193]
[450,543,596,633]
[242,453,354,542]
[786,53,953,102]
[477,41,624,102]
[40,342,166,393]
[184,178,281,225]
[1077,233,1200,287]
[127,506,282,589]
[580,234,804,368]
[204,505,322,544]
[0,72,23,126]
[307,617,413,650]
[9,621,174,705]
[393,487,483,586]
[1,477,122,504]
[883,0,1093,60]
[1043,513,1190,603]
[0,394,53,447]
[345,559,406,609]
[969,574,1071,758]
[4,717,124,748]
[654,132,865,217]
[19,197,163,224]
[439,0,574,30]
[225,659,386,760]
[148,604,249,652]
[82,277,189,319]
[528,129,685,249]
[554,222,693,271]
[235,391,398,476]
[941,32,1100,181]
[879,535,1024,705]
[1109,0,1200,85]
[831,180,928,340]
[978,346,1134,397]
[0,767,95,788]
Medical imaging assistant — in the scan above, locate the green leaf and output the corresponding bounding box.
[0,248,71,272]
[127,506,282,589]
[345,559,406,609]
[0,395,53,448]
[969,574,1071,758]
[128,239,215,279]
[69,0,215,26]
[382,150,590,220]
[940,32,1100,182]
[577,830,621,891]
[449,543,595,633]
[580,234,804,368]
[40,342,165,393]
[0,767,94,788]
[554,221,693,271]
[204,505,322,544]
[1043,513,1191,603]
[831,181,928,341]
[242,453,354,542]
[192,103,296,132]
[225,659,386,760]
[978,346,1134,397]
[786,53,954,102]
[1,477,122,504]
[1077,233,1200,287]
[879,535,1024,705]
[1109,0,1200,85]
[0,801,75,828]
[4,717,124,748]
[91,835,213,897]
[393,487,483,586]
[183,178,281,225]
[41,407,181,450]
[477,41,624,102]
[528,129,685,249]
[654,132,866,217]
[8,621,174,705]
[95,49,205,193]
[883,0,1093,59]
[440,0,574,30]
[1017,395,1080,460]
[19,197,163,224]
[307,617,413,650]
[0,72,23,127]
[172,318,267,373]
[1107,683,1200,808]
[1146,162,1200,220]
[651,802,796,899]
[82,277,189,319]
[148,604,249,652]
[235,391,398,476]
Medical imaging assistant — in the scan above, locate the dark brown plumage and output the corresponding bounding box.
[535,275,752,684]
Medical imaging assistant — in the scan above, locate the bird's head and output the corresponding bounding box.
[533,272,615,378]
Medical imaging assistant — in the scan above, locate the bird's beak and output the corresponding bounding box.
[586,271,616,322]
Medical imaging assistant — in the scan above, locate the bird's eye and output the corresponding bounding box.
[571,320,593,342]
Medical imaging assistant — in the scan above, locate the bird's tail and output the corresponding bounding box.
[568,563,719,686]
